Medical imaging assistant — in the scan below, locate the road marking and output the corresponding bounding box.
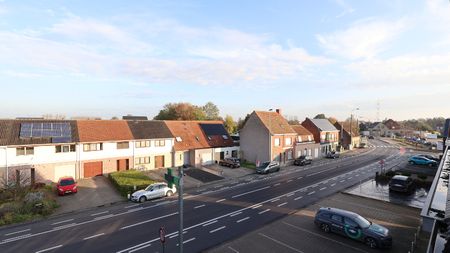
[271,198,280,203]
[274,183,281,187]
[230,212,242,217]
[277,202,287,207]
[236,217,250,223]
[194,204,206,209]
[83,233,105,240]
[331,183,336,187]
[308,191,315,195]
[319,187,327,191]
[252,204,263,209]
[35,245,63,253]
[294,196,303,201]
[127,207,143,213]
[340,180,345,183]
[125,204,140,209]
[258,233,304,253]
[287,179,293,183]
[182,237,196,244]
[258,209,271,215]
[216,198,226,203]
[282,222,369,253]
[94,214,114,220]
[228,246,240,253]
[348,177,353,179]
[202,220,218,227]
[91,211,109,216]
[355,174,360,177]
[286,193,294,197]
[129,244,151,253]
[231,186,270,198]
[51,219,74,226]
[53,223,76,230]
[209,226,226,233]
[120,212,178,230]
[4,229,30,236]
[3,234,32,243]
[297,176,303,180]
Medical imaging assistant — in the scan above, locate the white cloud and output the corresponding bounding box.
[333,0,355,18]
[316,19,406,60]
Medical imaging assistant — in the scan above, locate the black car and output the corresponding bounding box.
[294,156,312,166]
[314,207,392,249]
[219,157,240,168]
[389,175,415,193]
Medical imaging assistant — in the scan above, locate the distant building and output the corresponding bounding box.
[122,115,148,121]
[301,118,339,156]
[333,122,361,150]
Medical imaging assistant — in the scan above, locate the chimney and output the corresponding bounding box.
[275,109,282,115]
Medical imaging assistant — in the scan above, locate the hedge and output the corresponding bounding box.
[108,170,156,197]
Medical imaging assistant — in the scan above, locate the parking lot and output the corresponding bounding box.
[208,193,425,253]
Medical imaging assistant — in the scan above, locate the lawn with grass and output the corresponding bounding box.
[241,161,256,169]
[109,170,157,197]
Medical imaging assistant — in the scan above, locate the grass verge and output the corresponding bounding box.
[109,170,157,197]
[241,161,256,169]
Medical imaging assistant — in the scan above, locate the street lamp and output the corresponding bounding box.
[269,109,273,162]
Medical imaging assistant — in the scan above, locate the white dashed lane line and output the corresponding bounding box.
[202,220,218,227]
[83,233,104,241]
[35,245,63,253]
[294,196,303,201]
[209,226,226,234]
[274,183,281,187]
[286,193,294,197]
[230,212,242,217]
[4,229,30,236]
[319,187,327,191]
[51,219,74,226]
[331,183,336,187]
[277,202,287,207]
[194,204,206,209]
[271,198,280,203]
[307,191,315,195]
[236,217,250,223]
[91,211,109,216]
[258,209,271,215]
[252,204,263,209]
[340,180,345,183]
[216,198,226,203]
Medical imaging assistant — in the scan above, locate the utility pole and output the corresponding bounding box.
[178,166,184,253]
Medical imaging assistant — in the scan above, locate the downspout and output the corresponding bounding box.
[2,147,8,187]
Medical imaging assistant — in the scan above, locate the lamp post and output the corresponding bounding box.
[350,108,360,136]
[268,109,273,161]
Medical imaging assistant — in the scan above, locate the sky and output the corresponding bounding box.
[0,0,449,122]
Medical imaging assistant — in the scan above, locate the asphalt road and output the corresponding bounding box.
[0,140,404,253]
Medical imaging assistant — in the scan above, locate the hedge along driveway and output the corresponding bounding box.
[109,170,157,197]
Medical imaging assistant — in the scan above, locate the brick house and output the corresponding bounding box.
[333,122,361,150]
[301,118,339,156]
[291,125,321,158]
[240,109,297,165]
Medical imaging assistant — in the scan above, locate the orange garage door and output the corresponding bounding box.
[84,161,103,178]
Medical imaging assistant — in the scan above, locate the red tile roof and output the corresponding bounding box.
[77,120,133,142]
[254,111,296,135]
[291,125,314,137]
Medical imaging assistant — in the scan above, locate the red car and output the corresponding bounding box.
[57,177,77,196]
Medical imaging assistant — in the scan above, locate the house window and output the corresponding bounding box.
[135,140,150,148]
[308,135,312,142]
[83,143,102,152]
[232,150,238,158]
[135,157,150,165]
[56,145,76,153]
[117,142,129,149]
[176,137,182,142]
[16,147,34,156]
[321,134,325,140]
[287,150,293,160]
[298,136,302,142]
[154,140,165,147]
[285,138,291,146]
[274,138,280,146]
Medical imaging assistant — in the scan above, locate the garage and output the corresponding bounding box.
[183,151,190,165]
[54,164,76,182]
[201,152,214,165]
[84,161,103,178]
[155,155,165,168]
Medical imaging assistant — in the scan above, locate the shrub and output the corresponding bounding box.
[109,170,156,197]
[241,161,256,169]
[385,170,396,177]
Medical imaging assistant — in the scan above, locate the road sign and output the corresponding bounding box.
[165,168,180,188]
[159,227,166,243]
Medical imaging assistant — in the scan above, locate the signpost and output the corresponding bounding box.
[164,167,183,253]
[159,226,166,253]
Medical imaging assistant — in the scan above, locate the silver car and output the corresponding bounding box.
[130,183,177,203]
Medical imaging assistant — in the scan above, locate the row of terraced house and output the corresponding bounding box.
[0,119,239,184]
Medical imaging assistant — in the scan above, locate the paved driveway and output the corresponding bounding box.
[53,176,124,215]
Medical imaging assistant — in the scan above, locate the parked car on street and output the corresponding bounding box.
[130,182,176,203]
[56,176,77,196]
[326,151,340,159]
[294,156,312,166]
[389,175,415,193]
[219,157,241,168]
[368,136,374,139]
[314,207,392,249]
[416,154,440,162]
[256,161,280,174]
[408,155,438,167]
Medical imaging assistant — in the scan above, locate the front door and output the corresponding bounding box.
[330,214,345,235]
[155,156,165,168]
[220,152,225,160]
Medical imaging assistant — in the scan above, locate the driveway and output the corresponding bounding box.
[53,176,124,215]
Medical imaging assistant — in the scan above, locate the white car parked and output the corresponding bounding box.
[130,183,177,203]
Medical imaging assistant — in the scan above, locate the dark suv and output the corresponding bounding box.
[389,175,414,193]
[219,158,240,168]
[294,156,312,166]
[314,207,392,249]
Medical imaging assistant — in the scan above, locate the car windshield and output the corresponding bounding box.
[390,179,406,185]
[60,179,74,186]
[259,162,270,168]
[354,215,371,228]
[145,185,155,191]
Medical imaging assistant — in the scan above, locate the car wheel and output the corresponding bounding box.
[166,190,173,197]
[139,196,146,203]
[276,167,280,172]
[320,223,330,233]
[409,161,414,165]
[365,237,378,249]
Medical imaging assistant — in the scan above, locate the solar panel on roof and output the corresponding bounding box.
[52,137,72,143]
[19,122,72,138]
[199,123,228,136]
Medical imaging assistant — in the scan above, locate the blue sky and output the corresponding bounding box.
[0,0,449,121]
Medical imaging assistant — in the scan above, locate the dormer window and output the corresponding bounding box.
[176,137,182,142]
[207,136,212,140]
[222,135,229,140]
[195,136,200,141]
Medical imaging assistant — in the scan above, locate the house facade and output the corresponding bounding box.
[291,125,320,158]
[334,122,361,150]
[302,118,339,156]
[240,109,297,164]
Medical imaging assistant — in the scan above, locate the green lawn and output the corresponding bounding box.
[241,161,256,169]
[109,170,156,197]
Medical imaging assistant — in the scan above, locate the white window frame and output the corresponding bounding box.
[285,137,292,146]
[274,138,280,147]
